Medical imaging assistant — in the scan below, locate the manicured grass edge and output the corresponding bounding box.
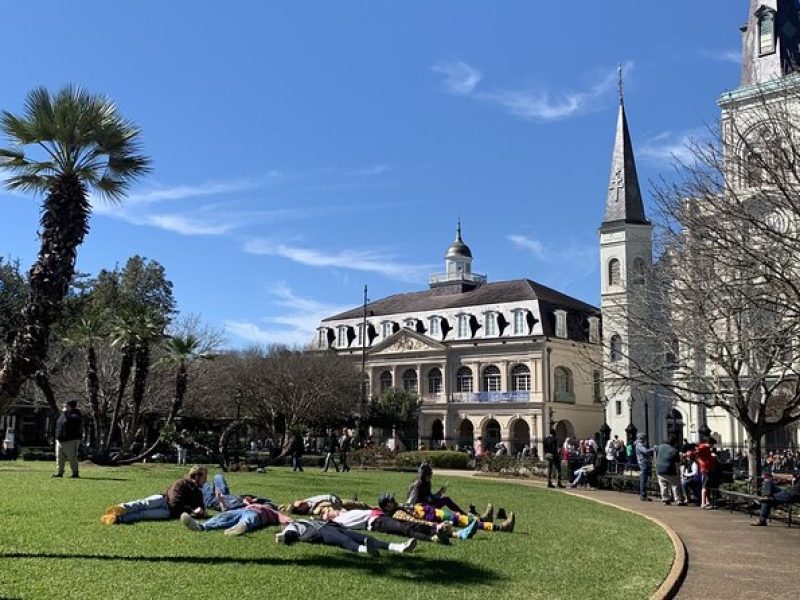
[437,471,684,600]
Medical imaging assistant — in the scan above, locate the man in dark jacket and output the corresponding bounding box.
[655,433,686,505]
[339,429,352,472]
[543,429,563,488]
[322,430,340,472]
[53,400,82,478]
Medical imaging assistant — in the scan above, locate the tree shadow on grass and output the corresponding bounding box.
[0,551,502,586]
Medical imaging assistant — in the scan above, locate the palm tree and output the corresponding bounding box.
[0,86,150,415]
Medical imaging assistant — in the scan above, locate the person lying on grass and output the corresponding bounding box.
[202,472,276,512]
[181,500,291,536]
[279,493,369,516]
[319,493,476,544]
[404,499,515,533]
[101,465,207,525]
[274,519,417,557]
[407,462,493,521]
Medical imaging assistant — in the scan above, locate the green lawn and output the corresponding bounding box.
[0,462,673,599]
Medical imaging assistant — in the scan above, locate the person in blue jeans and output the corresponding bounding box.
[202,473,274,511]
[181,502,291,536]
[752,470,800,526]
[101,465,207,524]
[635,433,655,501]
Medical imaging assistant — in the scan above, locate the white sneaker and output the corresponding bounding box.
[393,538,417,553]
[180,512,203,532]
[224,522,248,536]
[275,532,286,544]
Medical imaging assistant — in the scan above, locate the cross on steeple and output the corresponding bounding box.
[609,168,624,203]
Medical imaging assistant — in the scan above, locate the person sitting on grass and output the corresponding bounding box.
[181,500,292,536]
[404,499,515,533]
[407,462,493,521]
[752,469,800,527]
[320,493,473,543]
[202,472,275,512]
[101,465,208,525]
[280,493,368,516]
[274,519,417,557]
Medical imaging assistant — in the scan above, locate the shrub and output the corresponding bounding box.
[393,450,470,470]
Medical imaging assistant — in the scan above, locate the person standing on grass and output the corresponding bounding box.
[655,433,686,506]
[339,429,352,472]
[275,430,305,472]
[322,429,340,472]
[635,433,655,501]
[53,400,82,478]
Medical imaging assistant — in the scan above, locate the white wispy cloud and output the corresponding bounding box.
[639,129,705,165]
[433,60,632,122]
[142,214,236,236]
[703,49,740,64]
[509,232,598,294]
[242,238,432,281]
[432,60,483,95]
[224,283,352,347]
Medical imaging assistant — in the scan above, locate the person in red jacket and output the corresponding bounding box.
[694,438,719,509]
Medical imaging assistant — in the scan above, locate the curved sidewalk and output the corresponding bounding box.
[439,471,800,599]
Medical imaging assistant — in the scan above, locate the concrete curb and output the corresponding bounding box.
[561,490,687,600]
[435,470,686,599]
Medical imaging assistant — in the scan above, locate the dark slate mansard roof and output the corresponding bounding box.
[323,279,600,341]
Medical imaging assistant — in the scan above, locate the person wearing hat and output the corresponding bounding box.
[53,399,83,478]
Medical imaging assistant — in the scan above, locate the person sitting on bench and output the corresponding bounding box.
[752,469,799,527]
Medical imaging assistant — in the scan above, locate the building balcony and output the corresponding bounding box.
[451,391,530,403]
[428,272,487,286]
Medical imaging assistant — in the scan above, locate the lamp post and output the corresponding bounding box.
[599,396,612,449]
[625,395,637,444]
[359,284,369,439]
[233,385,243,466]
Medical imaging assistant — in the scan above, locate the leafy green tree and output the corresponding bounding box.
[366,388,420,440]
[0,86,150,415]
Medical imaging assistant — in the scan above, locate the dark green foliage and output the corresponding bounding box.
[366,388,420,439]
[392,450,470,470]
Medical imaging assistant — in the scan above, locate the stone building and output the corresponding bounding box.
[316,224,603,455]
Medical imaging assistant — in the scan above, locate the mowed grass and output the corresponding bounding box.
[0,462,673,599]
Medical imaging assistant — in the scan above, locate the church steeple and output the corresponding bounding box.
[601,68,648,230]
[740,0,800,86]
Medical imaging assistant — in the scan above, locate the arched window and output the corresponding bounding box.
[610,334,622,362]
[456,366,473,392]
[666,338,680,368]
[513,310,525,335]
[402,369,418,392]
[379,370,393,392]
[554,367,572,394]
[427,367,442,395]
[483,365,501,392]
[759,8,776,55]
[511,364,531,391]
[554,367,574,403]
[608,258,621,286]
[632,257,646,285]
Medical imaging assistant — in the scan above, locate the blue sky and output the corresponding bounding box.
[0,1,745,348]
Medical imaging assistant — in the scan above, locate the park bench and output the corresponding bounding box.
[718,488,795,527]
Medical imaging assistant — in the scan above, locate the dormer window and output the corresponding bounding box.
[403,318,417,330]
[484,312,497,336]
[336,326,348,348]
[428,316,440,337]
[381,321,393,338]
[554,309,567,339]
[588,317,600,344]
[317,328,329,349]
[758,8,776,56]
[457,314,469,339]
[512,310,525,335]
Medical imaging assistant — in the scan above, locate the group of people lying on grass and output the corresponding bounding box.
[100,462,515,557]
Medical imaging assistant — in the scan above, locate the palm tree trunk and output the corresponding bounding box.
[105,344,134,452]
[85,345,102,450]
[125,341,151,452]
[0,175,89,414]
